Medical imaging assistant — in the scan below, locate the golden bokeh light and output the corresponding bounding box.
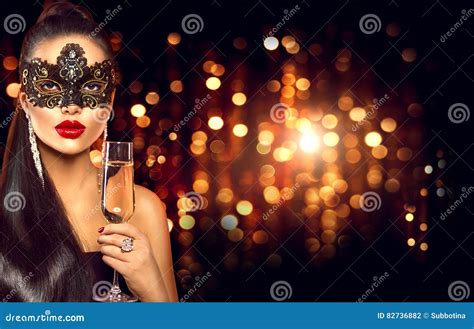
[179,215,196,230]
[349,107,366,121]
[145,91,160,105]
[131,104,146,117]
[232,92,247,106]
[263,36,279,50]
[170,80,183,93]
[167,32,181,45]
[323,132,340,147]
[321,114,338,129]
[208,116,224,130]
[233,124,248,137]
[300,132,320,153]
[364,132,382,147]
[206,77,221,90]
[220,215,239,230]
[236,200,253,216]
[380,117,397,132]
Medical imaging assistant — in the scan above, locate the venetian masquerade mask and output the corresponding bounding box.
[20,43,117,109]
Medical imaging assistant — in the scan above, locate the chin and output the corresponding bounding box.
[42,138,92,155]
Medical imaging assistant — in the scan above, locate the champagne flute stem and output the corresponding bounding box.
[110,269,122,296]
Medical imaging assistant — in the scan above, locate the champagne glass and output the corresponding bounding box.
[94,141,137,302]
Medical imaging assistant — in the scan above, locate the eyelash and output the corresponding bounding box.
[83,83,101,91]
[39,81,60,92]
[82,82,105,93]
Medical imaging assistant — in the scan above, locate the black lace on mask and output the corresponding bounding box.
[21,43,117,109]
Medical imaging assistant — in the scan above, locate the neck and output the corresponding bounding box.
[37,139,98,195]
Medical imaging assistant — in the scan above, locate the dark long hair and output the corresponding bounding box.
[0,0,114,301]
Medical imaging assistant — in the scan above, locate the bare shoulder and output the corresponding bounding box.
[132,184,168,232]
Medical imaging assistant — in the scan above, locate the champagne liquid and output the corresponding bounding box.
[101,160,135,224]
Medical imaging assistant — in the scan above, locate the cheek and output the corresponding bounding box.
[84,117,106,141]
[29,108,56,139]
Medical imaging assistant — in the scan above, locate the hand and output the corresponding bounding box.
[97,223,167,301]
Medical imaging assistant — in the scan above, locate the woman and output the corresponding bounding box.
[0,1,178,302]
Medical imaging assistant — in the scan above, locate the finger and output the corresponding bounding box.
[101,255,130,277]
[97,233,131,248]
[101,223,144,240]
[100,245,132,262]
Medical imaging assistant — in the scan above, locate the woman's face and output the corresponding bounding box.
[19,35,115,155]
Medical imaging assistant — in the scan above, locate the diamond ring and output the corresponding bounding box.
[120,237,134,253]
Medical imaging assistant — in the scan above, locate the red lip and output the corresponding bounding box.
[55,120,86,139]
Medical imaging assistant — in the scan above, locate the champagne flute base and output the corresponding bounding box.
[93,292,138,302]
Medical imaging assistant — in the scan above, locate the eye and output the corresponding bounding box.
[82,81,106,94]
[35,80,61,93]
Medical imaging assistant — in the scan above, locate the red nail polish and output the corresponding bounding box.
[98,227,104,233]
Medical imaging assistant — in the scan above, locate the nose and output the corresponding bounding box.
[61,104,82,115]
